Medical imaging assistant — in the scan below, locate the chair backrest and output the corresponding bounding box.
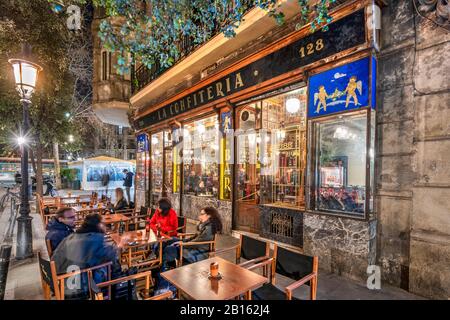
[240,235,269,261]
[37,252,57,299]
[275,246,315,282]
[139,206,150,216]
[115,208,135,217]
[45,239,53,257]
[177,216,187,233]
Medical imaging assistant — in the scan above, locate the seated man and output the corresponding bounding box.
[52,213,122,299]
[45,207,76,253]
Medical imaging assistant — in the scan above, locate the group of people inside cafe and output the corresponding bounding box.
[45,186,223,299]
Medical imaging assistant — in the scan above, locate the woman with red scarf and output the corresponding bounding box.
[147,198,178,237]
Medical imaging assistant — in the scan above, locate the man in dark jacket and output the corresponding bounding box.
[122,169,134,204]
[45,207,76,253]
[52,213,122,299]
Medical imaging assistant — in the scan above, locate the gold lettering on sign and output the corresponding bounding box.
[225,78,231,92]
[216,82,225,97]
[187,96,192,109]
[235,73,244,89]
[299,39,325,58]
[169,105,174,116]
[193,94,198,106]
[207,86,214,100]
[199,90,205,103]
[177,101,182,113]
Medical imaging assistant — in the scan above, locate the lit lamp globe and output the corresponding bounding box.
[285,98,300,114]
[8,58,43,102]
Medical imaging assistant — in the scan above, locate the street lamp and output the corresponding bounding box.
[8,47,42,260]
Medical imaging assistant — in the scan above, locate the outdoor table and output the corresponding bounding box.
[109,229,170,249]
[161,256,267,300]
[72,204,104,213]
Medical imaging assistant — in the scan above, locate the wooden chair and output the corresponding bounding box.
[247,244,319,300]
[212,234,270,267]
[45,239,53,257]
[38,251,58,300]
[176,216,187,234]
[91,270,173,300]
[124,240,163,270]
[114,208,135,217]
[138,206,150,216]
[38,251,113,300]
[176,233,217,267]
[126,214,150,231]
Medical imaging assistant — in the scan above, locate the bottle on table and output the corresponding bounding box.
[119,220,125,235]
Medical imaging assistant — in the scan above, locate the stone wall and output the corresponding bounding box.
[167,192,181,215]
[181,195,233,234]
[377,0,450,299]
[303,214,376,282]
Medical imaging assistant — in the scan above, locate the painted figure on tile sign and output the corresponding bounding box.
[309,57,370,118]
[313,75,363,113]
[344,76,363,108]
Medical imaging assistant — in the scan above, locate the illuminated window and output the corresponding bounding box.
[183,115,219,197]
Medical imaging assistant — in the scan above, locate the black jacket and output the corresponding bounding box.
[123,172,134,187]
[52,231,122,299]
[182,221,216,261]
[45,218,74,253]
[112,198,128,212]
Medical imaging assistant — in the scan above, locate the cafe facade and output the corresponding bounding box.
[133,1,380,281]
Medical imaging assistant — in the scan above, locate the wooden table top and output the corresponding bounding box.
[161,256,268,300]
[109,229,169,248]
[72,205,105,213]
[102,214,130,224]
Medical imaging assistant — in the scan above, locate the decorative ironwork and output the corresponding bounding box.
[270,212,294,238]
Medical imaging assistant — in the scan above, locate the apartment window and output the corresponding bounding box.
[102,51,107,80]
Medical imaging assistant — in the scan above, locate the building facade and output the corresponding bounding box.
[129,0,449,299]
[91,8,136,161]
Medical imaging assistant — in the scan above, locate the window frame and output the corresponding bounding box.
[307,108,373,220]
[181,111,221,199]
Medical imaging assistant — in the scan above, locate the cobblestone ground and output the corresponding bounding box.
[0,188,425,300]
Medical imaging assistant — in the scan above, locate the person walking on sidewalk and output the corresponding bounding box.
[122,169,134,204]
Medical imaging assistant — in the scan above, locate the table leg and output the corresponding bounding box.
[245,290,252,300]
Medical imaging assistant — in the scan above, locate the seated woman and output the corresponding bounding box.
[162,207,222,268]
[108,187,128,213]
[147,198,178,237]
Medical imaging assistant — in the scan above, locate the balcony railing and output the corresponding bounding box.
[131,1,254,94]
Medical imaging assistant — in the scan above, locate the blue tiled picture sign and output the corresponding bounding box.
[136,133,149,153]
[308,57,371,118]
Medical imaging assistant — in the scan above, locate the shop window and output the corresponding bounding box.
[183,115,219,197]
[150,131,163,206]
[310,111,368,216]
[236,102,261,203]
[259,88,307,209]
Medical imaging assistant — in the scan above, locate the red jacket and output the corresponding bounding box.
[147,208,178,237]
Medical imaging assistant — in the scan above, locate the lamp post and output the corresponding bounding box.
[8,47,42,260]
